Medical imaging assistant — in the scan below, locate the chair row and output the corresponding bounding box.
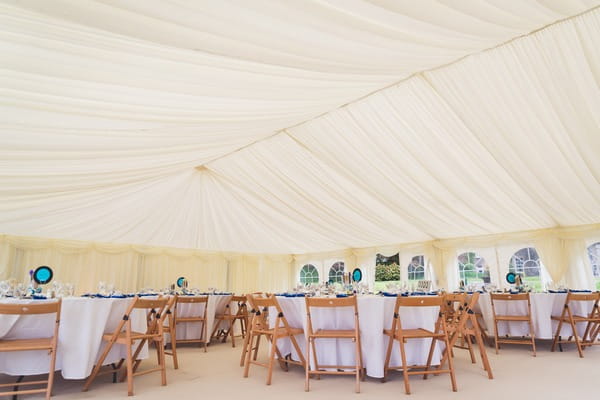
[489,291,600,357]
[0,294,250,398]
[241,293,492,394]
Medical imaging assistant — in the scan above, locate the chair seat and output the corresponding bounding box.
[177,317,205,322]
[395,328,445,339]
[0,338,53,352]
[103,331,162,343]
[253,327,303,337]
[551,315,600,322]
[311,329,357,338]
[495,315,531,321]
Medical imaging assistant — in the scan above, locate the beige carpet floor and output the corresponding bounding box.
[2,339,598,399]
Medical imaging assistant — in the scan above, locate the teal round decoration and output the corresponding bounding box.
[34,266,53,285]
[177,277,186,288]
[506,272,516,284]
[352,268,362,282]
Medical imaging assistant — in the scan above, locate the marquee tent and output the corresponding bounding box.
[1,0,600,293]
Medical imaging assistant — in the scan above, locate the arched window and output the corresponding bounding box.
[587,242,600,290]
[299,264,319,285]
[408,255,425,281]
[509,247,541,290]
[457,252,489,287]
[328,261,345,284]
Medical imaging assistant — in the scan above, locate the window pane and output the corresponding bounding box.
[457,252,489,287]
[328,262,345,284]
[509,247,542,291]
[587,242,600,290]
[300,264,319,285]
[407,255,425,281]
[375,253,400,291]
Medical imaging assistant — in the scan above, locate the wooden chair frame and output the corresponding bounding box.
[441,293,493,379]
[0,299,62,400]
[242,294,305,385]
[304,296,364,393]
[383,296,456,394]
[551,291,600,357]
[490,293,536,356]
[82,296,170,396]
[162,295,179,368]
[172,295,209,352]
[211,295,249,347]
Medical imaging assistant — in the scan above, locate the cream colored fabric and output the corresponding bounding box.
[1,2,600,255]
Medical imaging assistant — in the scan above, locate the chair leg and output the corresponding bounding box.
[305,337,311,392]
[528,318,536,357]
[354,338,361,393]
[126,342,134,396]
[240,326,252,367]
[493,320,500,354]
[382,333,394,383]
[423,336,437,380]
[158,339,167,386]
[46,346,58,400]
[472,316,493,379]
[398,338,410,395]
[551,319,564,352]
[171,325,179,369]
[243,331,255,378]
[266,335,278,385]
[445,334,458,392]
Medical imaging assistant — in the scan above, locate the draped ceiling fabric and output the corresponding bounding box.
[2,0,600,262]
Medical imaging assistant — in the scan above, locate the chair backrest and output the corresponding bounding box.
[490,292,531,318]
[114,296,169,338]
[390,295,445,336]
[305,296,360,336]
[0,299,62,341]
[564,291,600,316]
[443,293,468,324]
[246,294,294,332]
[172,295,208,322]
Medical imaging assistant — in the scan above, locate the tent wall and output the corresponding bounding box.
[1,224,599,294]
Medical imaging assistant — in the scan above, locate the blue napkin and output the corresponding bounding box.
[548,290,568,293]
[335,293,348,298]
[381,292,398,297]
[569,289,592,293]
[32,294,47,300]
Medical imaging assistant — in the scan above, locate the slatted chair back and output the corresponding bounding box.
[0,299,62,400]
[173,295,209,351]
[551,291,600,357]
[304,296,364,393]
[490,292,536,356]
[383,295,457,394]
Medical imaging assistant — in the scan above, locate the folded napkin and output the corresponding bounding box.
[548,290,568,293]
[32,294,47,300]
[569,289,592,293]
[335,293,348,298]
[381,292,398,297]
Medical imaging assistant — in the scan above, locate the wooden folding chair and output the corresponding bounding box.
[173,295,209,352]
[242,294,305,385]
[383,296,456,394]
[83,296,169,396]
[490,293,536,356]
[162,295,179,369]
[551,291,600,357]
[0,299,62,400]
[441,293,493,379]
[211,295,249,347]
[304,296,364,393]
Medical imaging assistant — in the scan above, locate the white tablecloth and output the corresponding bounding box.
[272,295,443,378]
[477,293,594,339]
[0,297,147,379]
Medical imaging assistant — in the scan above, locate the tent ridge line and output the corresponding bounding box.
[201,5,600,168]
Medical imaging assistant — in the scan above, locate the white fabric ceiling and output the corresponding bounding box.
[1,0,600,254]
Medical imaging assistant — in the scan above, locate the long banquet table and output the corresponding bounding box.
[272,295,444,378]
[0,294,233,379]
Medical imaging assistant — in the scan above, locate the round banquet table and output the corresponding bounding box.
[0,297,148,379]
[271,295,444,378]
[476,292,594,339]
